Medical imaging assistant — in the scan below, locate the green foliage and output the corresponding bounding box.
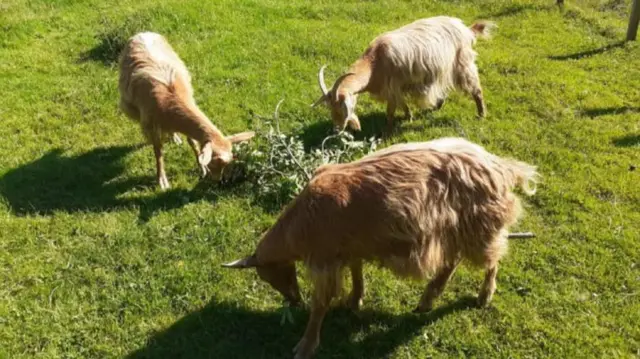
[225,100,379,208]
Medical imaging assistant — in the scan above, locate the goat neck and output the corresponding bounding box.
[254,198,307,265]
[162,92,231,151]
[335,57,372,98]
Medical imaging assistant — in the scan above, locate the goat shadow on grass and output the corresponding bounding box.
[299,113,387,149]
[548,41,625,60]
[0,145,246,222]
[299,111,467,149]
[581,106,640,118]
[612,134,640,148]
[412,114,469,137]
[78,13,158,66]
[478,3,543,19]
[78,28,130,66]
[0,145,140,215]
[125,296,476,359]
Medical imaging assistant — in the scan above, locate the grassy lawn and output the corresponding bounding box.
[1,0,639,358]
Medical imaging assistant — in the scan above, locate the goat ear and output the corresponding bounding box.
[221,254,259,269]
[227,131,255,143]
[198,142,213,166]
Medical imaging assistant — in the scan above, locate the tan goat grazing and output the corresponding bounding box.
[223,137,538,359]
[118,32,254,189]
[312,16,494,134]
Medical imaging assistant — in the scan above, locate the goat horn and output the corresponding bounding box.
[318,64,329,96]
[221,254,259,268]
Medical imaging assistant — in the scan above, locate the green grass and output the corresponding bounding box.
[1,0,639,358]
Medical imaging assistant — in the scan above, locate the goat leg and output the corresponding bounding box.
[187,138,208,178]
[294,271,339,359]
[346,260,364,311]
[473,89,486,118]
[402,103,413,122]
[477,264,498,307]
[293,302,328,359]
[414,259,460,313]
[151,134,170,190]
[385,101,397,137]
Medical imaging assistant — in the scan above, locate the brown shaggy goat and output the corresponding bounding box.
[118,32,254,189]
[312,16,494,135]
[223,137,538,359]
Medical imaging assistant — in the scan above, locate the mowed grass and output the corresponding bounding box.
[1,0,639,358]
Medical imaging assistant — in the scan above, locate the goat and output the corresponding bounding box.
[223,137,537,359]
[118,32,254,189]
[312,16,494,135]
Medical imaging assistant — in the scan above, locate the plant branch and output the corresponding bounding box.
[272,98,312,181]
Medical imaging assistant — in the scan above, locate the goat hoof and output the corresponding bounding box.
[435,98,446,110]
[476,295,492,308]
[158,177,171,190]
[476,290,493,308]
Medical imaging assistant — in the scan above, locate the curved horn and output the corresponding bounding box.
[318,65,329,96]
[221,254,259,269]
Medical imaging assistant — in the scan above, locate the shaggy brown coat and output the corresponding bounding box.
[224,137,538,359]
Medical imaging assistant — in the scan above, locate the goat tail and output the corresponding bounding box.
[469,20,496,39]
[500,158,539,196]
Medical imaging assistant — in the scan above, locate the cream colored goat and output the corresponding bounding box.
[118,32,254,189]
[223,137,537,359]
[313,16,494,134]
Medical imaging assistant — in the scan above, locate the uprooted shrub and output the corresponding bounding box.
[222,100,380,209]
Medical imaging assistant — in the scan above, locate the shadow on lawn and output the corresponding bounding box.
[126,296,476,359]
[581,106,640,118]
[548,41,625,60]
[612,134,640,148]
[0,145,140,215]
[478,3,543,18]
[0,145,248,221]
[78,13,156,66]
[299,110,456,149]
[299,112,387,149]
[79,29,127,66]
